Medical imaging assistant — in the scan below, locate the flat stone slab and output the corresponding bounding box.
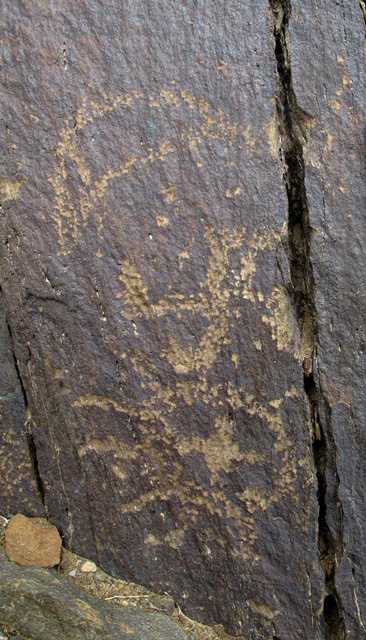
[0,548,185,640]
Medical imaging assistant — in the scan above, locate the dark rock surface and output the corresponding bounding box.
[0,294,44,517]
[286,2,366,637]
[0,1,365,638]
[0,547,185,640]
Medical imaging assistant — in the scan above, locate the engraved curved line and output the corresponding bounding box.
[49,88,256,252]
[117,226,285,375]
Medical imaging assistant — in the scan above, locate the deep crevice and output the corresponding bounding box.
[6,320,46,508]
[26,428,45,506]
[360,0,366,27]
[269,1,345,638]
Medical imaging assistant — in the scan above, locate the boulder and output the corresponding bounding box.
[5,514,62,567]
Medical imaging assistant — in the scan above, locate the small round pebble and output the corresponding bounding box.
[68,569,77,577]
[80,560,97,573]
[95,568,110,581]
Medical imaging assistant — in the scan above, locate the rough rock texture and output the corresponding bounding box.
[0,547,185,640]
[0,1,365,639]
[286,3,366,637]
[5,514,62,567]
[0,293,44,517]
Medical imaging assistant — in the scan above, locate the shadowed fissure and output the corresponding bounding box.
[5,317,45,508]
[360,0,366,26]
[269,1,346,638]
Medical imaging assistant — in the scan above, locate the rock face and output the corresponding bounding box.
[0,1,365,639]
[0,294,44,517]
[287,4,366,637]
[0,547,185,640]
[5,514,62,567]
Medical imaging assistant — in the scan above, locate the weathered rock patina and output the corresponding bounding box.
[0,294,44,517]
[1,1,365,638]
[287,1,366,636]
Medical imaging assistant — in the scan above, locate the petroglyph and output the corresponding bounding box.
[49,88,256,253]
[73,376,306,552]
[54,88,304,558]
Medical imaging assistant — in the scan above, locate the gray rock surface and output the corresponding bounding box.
[0,1,365,638]
[0,548,185,640]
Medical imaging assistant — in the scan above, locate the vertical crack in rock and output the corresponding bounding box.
[360,0,366,26]
[6,319,46,508]
[269,1,346,638]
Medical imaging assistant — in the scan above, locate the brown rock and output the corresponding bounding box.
[1,0,365,637]
[0,293,45,518]
[5,514,61,567]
